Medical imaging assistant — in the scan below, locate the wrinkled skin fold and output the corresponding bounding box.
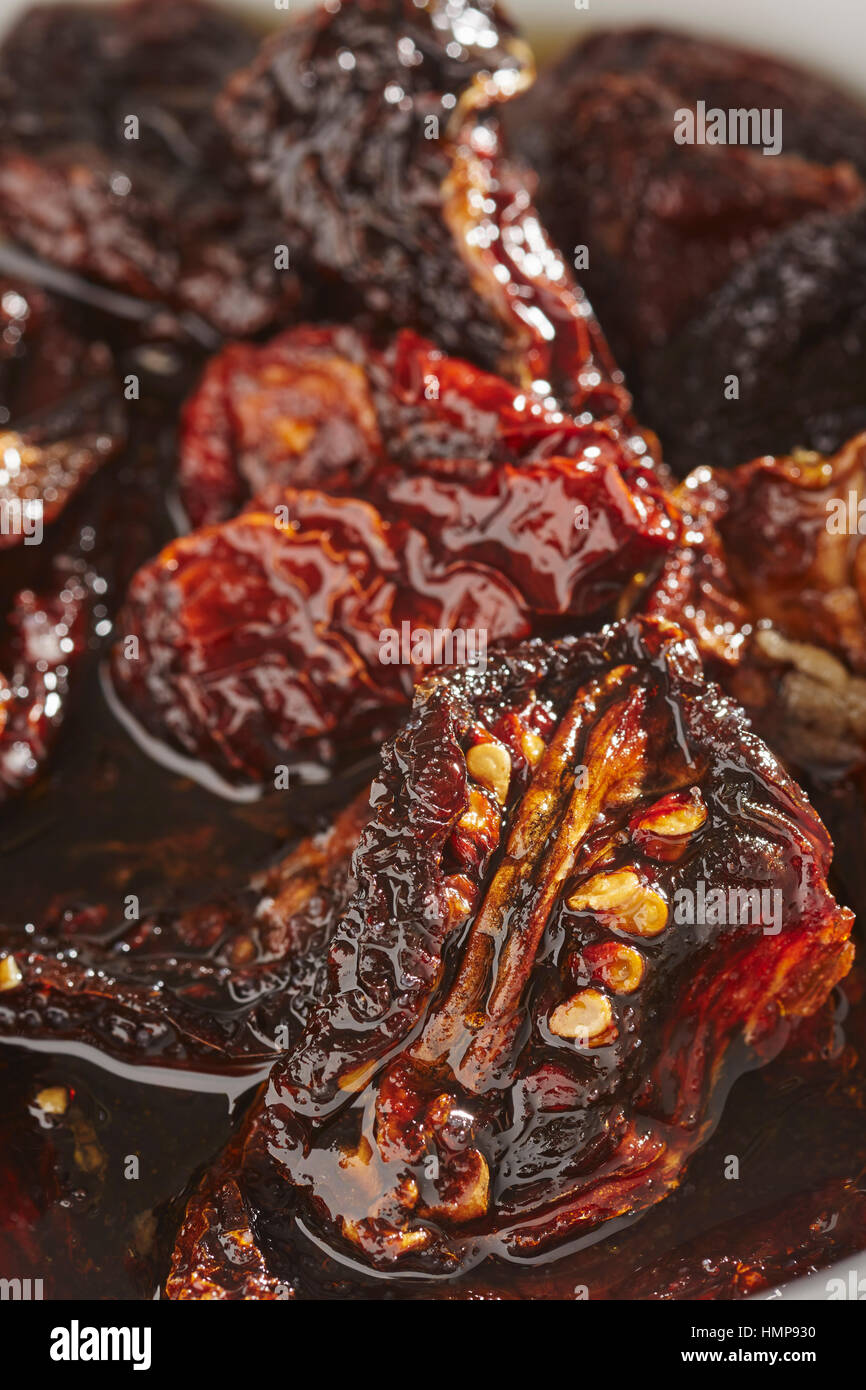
[510,26,866,473]
[111,328,675,787]
[164,617,853,1294]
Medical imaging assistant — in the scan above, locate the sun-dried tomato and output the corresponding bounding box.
[164,616,853,1290]
[641,431,866,823]
[217,0,633,422]
[511,26,866,377]
[178,325,656,529]
[109,488,531,785]
[0,0,296,336]
[641,203,866,473]
[114,399,676,786]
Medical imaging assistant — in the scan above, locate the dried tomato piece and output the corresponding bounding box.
[377,452,674,615]
[0,279,125,546]
[511,26,866,375]
[179,326,385,528]
[110,488,531,786]
[643,433,866,778]
[639,432,866,957]
[0,559,90,802]
[375,330,630,466]
[640,202,866,473]
[689,435,866,676]
[114,429,675,787]
[553,28,866,175]
[639,469,751,673]
[0,791,369,1069]
[178,325,658,529]
[165,617,853,1290]
[166,1098,295,1300]
[217,0,632,423]
[0,0,295,337]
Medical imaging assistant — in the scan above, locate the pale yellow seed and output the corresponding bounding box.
[567,869,668,937]
[634,798,707,838]
[224,1228,256,1249]
[0,956,22,991]
[601,944,645,994]
[228,935,256,967]
[422,1150,490,1225]
[549,988,615,1044]
[454,1154,490,1223]
[521,728,546,766]
[466,741,512,805]
[34,1087,68,1116]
